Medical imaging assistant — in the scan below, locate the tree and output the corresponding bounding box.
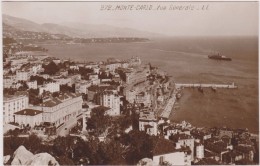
[24,134,42,153]
[43,61,59,75]
[18,81,29,91]
[87,107,111,136]
[3,88,16,95]
[60,84,75,93]
[3,37,17,45]
[30,75,53,85]
[123,130,153,165]
[28,89,42,105]
[52,92,59,98]
[56,156,74,165]
[117,69,126,82]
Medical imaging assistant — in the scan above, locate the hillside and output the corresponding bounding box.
[3,14,164,38]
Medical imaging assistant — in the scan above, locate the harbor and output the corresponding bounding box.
[159,82,238,119]
[175,82,238,89]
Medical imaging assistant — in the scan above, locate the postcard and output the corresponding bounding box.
[2,1,259,165]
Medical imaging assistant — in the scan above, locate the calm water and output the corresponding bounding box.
[39,36,259,133]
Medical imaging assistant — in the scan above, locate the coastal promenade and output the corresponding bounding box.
[160,90,177,119]
[175,82,238,89]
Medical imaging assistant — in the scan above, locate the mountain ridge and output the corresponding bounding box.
[3,14,165,38]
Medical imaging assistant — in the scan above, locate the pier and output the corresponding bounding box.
[175,82,238,89]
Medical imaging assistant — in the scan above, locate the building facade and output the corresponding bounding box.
[27,80,38,89]
[31,93,83,127]
[139,111,158,136]
[39,81,60,95]
[14,109,43,127]
[100,90,120,116]
[153,151,191,166]
[16,70,32,81]
[196,144,205,159]
[3,94,29,124]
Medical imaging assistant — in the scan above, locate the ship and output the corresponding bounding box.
[208,53,232,61]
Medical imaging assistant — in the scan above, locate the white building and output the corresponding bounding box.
[3,75,16,88]
[139,111,158,136]
[16,70,32,81]
[70,65,79,70]
[53,59,61,65]
[93,67,100,74]
[41,74,50,79]
[105,63,121,72]
[39,81,60,95]
[173,134,195,161]
[27,80,38,89]
[89,74,99,80]
[75,81,92,94]
[14,109,43,127]
[121,62,129,68]
[125,88,136,103]
[3,94,29,124]
[153,151,191,166]
[31,93,83,127]
[153,138,192,165]
[100,90,120,116]
[69,74,81,84]
[196,144,204,159]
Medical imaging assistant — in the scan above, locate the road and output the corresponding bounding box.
[160,89,177,119]
[56,115,82,137]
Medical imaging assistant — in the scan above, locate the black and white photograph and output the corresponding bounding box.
[2,1,259,165]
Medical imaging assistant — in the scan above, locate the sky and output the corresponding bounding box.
[2,1,259,36]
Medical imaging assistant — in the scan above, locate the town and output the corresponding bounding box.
[3,37,259,165]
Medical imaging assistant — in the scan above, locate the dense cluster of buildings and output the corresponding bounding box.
[3,40,258,165]
[137,109,259,165]
[3,41,156,134]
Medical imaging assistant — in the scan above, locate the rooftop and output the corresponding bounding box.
[41,92,81,107]
[153,138,191,156]
[139,111,157,121]
[14,109,43,116]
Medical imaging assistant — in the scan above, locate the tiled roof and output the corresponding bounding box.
[14,109,43,116]
[153,138,191,156]
[42,98,62,107]
[153,138,176,156]
[93,106,111,112]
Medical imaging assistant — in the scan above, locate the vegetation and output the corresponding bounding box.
[116,69,127,82]
[3,37,17,45]
[42,61,59,75]
[3,88,16,95]
[28,88,42,105]
[30,75,53,85]
[68,67,93,79]
[86,106,112,136]
[4,129,154,165]
[60,84,75,93]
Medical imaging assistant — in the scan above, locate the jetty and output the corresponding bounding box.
[175,82,237,89]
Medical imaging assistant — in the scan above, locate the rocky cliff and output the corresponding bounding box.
[5,145,59,166]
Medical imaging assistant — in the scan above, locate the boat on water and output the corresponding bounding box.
[176,93,182,99]
[208,53,232,61]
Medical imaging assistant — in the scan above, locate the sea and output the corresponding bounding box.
[38,36,259,133]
